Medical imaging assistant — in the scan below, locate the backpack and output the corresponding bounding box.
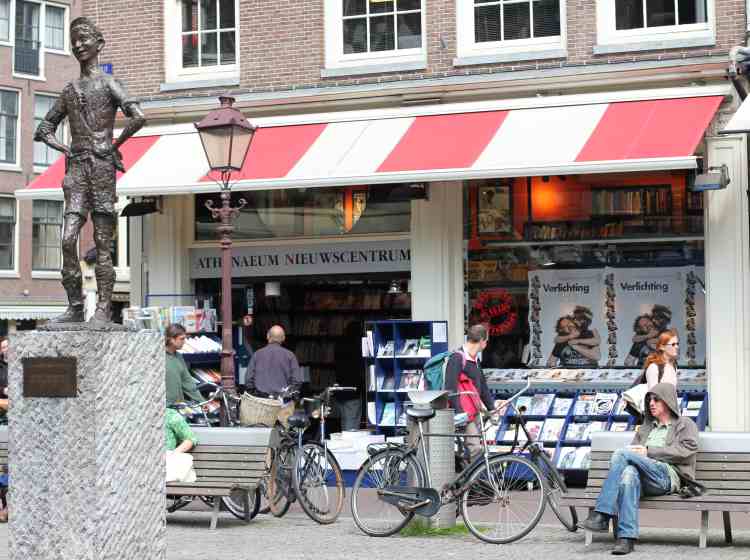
[423,350,466,391]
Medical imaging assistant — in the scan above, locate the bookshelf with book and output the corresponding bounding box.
[365,320,449,431]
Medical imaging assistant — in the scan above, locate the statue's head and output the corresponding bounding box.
[70,17,105,62]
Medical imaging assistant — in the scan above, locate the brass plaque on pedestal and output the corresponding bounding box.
[22,357,78,398]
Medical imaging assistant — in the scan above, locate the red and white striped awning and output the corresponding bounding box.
[18,86,726,200]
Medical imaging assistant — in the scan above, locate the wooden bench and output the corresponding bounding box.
[166,426,272,529]
[560,431,750,548]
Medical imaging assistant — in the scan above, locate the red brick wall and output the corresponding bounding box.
[81,0,747,101]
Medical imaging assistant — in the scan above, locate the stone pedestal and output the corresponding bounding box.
[8,329,166,560]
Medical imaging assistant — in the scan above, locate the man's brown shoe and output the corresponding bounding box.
[582,511,610,532]
[612,538,635,555]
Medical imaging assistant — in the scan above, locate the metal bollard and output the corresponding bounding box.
[407,408,456,529]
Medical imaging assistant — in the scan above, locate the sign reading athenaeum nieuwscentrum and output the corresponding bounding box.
[190,239,411,279]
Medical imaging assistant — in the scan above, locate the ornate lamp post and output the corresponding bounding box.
[195,96,256,412]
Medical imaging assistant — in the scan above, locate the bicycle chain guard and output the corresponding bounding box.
[378,486,442,517]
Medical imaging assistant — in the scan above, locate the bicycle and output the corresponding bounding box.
[504,393,578,533]
[350,380,561,544]
[166,384,262,521]
[264,384,356,524]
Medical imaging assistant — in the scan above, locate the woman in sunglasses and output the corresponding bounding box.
[643,329,680,389]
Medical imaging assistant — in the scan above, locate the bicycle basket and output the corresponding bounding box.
[239,393,283,427]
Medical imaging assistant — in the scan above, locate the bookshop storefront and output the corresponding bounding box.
[17,84,750,430]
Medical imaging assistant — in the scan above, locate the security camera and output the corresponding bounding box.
[689,164,730,192]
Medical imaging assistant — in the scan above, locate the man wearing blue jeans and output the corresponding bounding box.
[582,383,703,555]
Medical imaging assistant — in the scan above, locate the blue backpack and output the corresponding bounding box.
[422,350,466,390]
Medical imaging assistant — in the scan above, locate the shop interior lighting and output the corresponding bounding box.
[387,280,402,294]
[265,281,281,297]
[120,196,162,217]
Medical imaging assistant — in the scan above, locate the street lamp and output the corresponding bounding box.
[195,96,256,417]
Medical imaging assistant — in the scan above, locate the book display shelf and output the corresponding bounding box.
[491,387,708,475]
[364,320,449,432]
[180,333,223,424]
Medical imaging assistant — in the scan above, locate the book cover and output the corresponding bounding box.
[573,394,596,416]
[377,341,395,357]
[594,393,619,415]
[398,339,419,356]
[381,376,396,391]
[573,447,592,470]
[613,397,629,416]
[528,394,554,415]
[513,396,533,415]
[524,421,545,442]
[565,422,590,441]
[540,418,565,442]
[380,403,396,425]
[610,422,629,432]
[398,370,423,391]
[557,447,578,469]
[550,398,573,416]
[589,421,608,436]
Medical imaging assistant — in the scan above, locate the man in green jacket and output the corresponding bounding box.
[165,323,203,405]
[582,383,703,555]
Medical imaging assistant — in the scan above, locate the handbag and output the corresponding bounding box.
[621,364,665,417]
[166,451,197,483]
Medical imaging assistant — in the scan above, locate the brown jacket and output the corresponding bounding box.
[631,382,701,488]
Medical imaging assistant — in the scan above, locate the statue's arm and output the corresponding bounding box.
[110,78,145,151]
[33,96,70,157]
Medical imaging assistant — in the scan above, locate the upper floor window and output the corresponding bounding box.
[10,1,69,78]
[0,90,19,167]
[324,0,425,73]
[32,199,63,271]
[596,0,714,53]
[164,0,239,84]
[34,93,64,169]
[456,0,566,64]
[45,3,65,51]
[0,197,16,271]
[0,0,10,42]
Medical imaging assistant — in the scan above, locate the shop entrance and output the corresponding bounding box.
[194,273,411,431]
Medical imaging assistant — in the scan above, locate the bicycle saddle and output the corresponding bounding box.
[288,411,310,429]
[405,407,436,421]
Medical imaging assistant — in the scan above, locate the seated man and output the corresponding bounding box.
[582,383,702,555]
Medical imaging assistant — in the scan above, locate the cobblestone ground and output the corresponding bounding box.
[1,505,749,560]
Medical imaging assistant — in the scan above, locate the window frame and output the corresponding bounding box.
[323,0,427,74]
[0,87,21,171]
[43,1,68,54]
[33,92,65,172]
[0,196,19,275]
[163,0,240,85]
[595,0,715,54]
[0,0,11,45]
[455,0,567,64]
[31,199,63,272]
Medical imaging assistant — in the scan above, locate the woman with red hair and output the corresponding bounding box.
[643,329,680,389]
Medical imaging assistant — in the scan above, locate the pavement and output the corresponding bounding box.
[1,502,750,559]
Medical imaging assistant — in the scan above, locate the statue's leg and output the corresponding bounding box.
[90,212,116,323]
[52,211,87,323]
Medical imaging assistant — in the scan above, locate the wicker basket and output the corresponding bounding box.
[239,393,283,427]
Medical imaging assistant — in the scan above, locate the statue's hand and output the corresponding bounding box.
[111,146,125,172]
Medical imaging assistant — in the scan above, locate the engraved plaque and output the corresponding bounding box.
[23,357,78,398]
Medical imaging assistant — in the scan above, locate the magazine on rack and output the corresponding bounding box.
[573,394,596,416]
[398,370,423,391]
[573,447,592,470]
[377,341,395,357]
[557,447,578,469]
[550,398,573,416]
[540,418,565,442]
[594,393,619,415]
[528,394,554,415]
[513,396,533,415]
[397,339,420,357]
[565,422,590,441]
[610,422,630,432]
[613,397,630,416]
[521,421,544,443]
[589,421,608,437]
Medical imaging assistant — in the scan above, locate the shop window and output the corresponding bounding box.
[0,0,9,43]
[456,0,566,64]
[0,89,19,167]
[595,0,714,53]
[33,93,64,169]
[194,186,411,241]
[324,0,425,73]
[32,199,62,270]
[0,197,15,270]
[464,174,706,373]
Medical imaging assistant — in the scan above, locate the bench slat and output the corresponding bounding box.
[587,475,750,491]
[592,451,750,463]
[166,488,234,497]
[591,460,750,472]
[191,446,268,454]
[194,468,265,477]
[193,460,266,469]
[191,453,266,462]
[561,497,750,512]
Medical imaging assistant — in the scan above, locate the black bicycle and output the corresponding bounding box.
[264,385,355,524]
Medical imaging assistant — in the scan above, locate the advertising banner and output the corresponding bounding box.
[528,269,606,368]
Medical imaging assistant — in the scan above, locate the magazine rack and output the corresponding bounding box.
[492,387,708,475]
[364,320,449,432]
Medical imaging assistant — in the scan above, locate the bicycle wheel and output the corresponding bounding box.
[220,487,262,521]
[461,454,546,544]
[534,450,578,532]
[351,449,424,537]
[292,443,345,524]
[268,444,294,517]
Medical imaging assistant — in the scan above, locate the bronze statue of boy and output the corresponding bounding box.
[34,17,145,324]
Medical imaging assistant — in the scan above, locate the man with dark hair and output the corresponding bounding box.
[165,323,203,405]
[582,383,702,555]
[444,324,505,459]
[34,16,145,323]
[247,325,303,397]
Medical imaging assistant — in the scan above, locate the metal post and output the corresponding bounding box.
[206,172,247,425]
